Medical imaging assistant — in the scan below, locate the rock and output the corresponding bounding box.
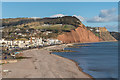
[57,24,102,43]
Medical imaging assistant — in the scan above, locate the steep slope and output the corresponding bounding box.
[110,32,120,40]
[57,24,102,43]
[2,16,117,43]
[99,27,117,41]
[86,27,117,41]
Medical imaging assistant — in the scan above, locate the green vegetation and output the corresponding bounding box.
[95,33,100,37]
[0,63,5,65]
[15,56,31,59]
[67,45,79,48]
[67,44,90,48]
[3,16,81,27]
[2,16,81,40]
[33,25,76,31]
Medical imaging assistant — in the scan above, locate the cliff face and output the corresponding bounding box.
[57,24,102,43]
[110,32,120,41]
[99,27,117,41]
[87,27,117,41]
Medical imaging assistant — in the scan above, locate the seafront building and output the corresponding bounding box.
[1,37,62,59]
[1,37,62,50]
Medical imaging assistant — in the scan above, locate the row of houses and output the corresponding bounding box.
[87,27,100,32]
[0,37,62,51]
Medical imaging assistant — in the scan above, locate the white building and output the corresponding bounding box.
[90,29,93,31]
[96,29,100,32]
[46,39,62,45]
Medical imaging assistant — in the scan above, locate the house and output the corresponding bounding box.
[96,29,100,32]
[41,24,50,26]
[43,31,52,35]
[46,39,62,45]
[30,37,43,46]
[90,29,93,31]
[15,28,20,31]
[13,38,30,48]
[18,33,22,36]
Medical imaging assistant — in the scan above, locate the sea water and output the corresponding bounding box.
[53,42,118,79]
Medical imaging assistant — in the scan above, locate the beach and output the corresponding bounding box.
[1,44,92,79]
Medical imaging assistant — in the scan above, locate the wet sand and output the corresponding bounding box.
[2,44,93,79]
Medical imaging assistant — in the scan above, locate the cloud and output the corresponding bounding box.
[87,8,118,23]
[50,14,66,18]
[72,15,85,21]
[99,8,116,18]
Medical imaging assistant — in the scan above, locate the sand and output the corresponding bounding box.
[1,44,92,79]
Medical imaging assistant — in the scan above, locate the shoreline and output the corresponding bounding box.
[2,44,93,78]
[51,53,94,79]
[50,41,118,79]
[1,41,117,78]
[50,44,95,79]
[70,40,118,45]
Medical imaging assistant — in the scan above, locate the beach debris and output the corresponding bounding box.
[3,70,11,73]
[11,54,15,58]
[3,70,9,73]
[2,69,12,76]
[49,51,52,54]
[14,52,20,55]
[0,60,18,64]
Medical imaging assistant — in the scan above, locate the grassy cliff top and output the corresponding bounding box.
[2,16,81,27]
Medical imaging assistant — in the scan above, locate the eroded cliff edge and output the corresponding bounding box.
[57,24,117,43]
[57,24,102,43]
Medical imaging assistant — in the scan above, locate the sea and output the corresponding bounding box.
[53,42,118,79]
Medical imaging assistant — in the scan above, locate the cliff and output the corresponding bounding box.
[87,27,117,41]
[98,27,117,41]
[57,24,102,43]
[110,32,120,41]
[2,16,117,43]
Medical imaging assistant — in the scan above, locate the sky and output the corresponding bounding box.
[1,0,120,2]
[2,2,118,32]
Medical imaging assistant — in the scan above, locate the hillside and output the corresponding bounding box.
[86,27,117,41]
[110,32,120,40]
[2,16,81,27]
[57,24,102,43]
[2,16,117,43]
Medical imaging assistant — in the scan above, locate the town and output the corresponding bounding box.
[1,16,119,61]
[0,24,64,60]
[1,36,62,59]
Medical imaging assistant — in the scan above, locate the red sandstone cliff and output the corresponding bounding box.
[57,24,102,43]
[99,27,117,41]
